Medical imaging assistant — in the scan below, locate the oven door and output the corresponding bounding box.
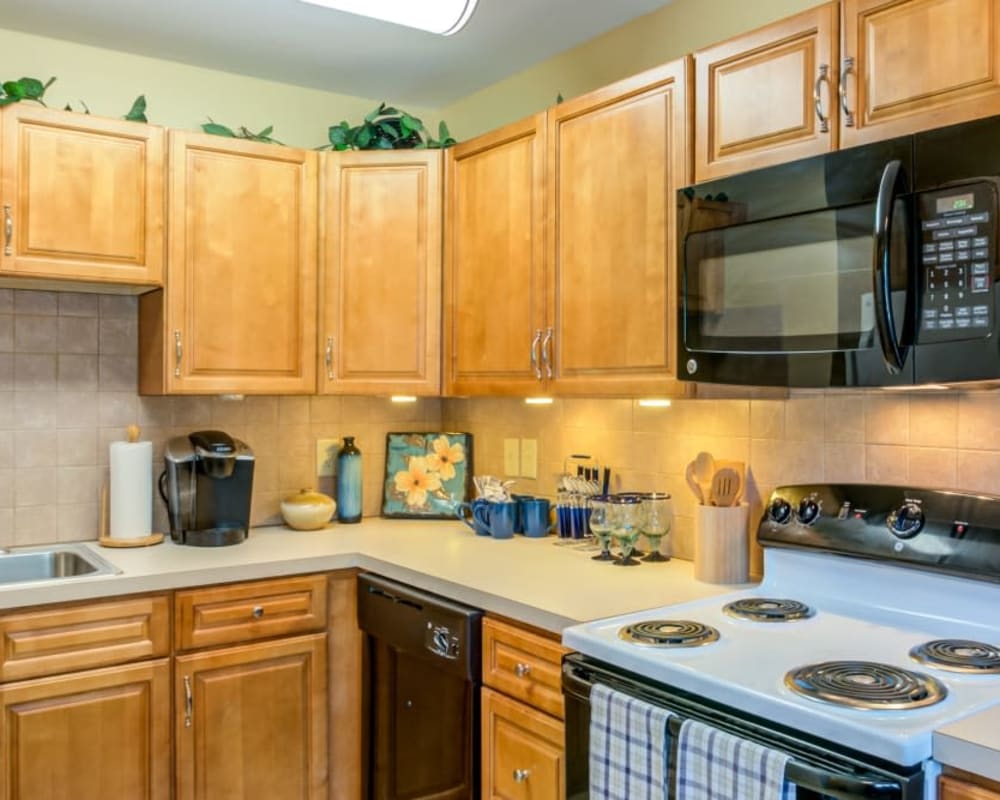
[677,138,916,388]
[563,654,927,800]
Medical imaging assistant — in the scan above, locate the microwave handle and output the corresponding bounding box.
[872,159,909,374]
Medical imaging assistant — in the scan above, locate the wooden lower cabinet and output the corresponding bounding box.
[0,659,171,800]
[482,687,565,800]
[941,775,1000,799]
[175,632,328,800]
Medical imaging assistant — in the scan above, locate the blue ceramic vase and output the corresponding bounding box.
[336,436,363,523]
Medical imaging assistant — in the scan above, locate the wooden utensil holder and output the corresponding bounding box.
[694,503,749,584]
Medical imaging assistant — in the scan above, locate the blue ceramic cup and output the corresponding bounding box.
[521,498,556,538]
[456,498,491,536]
[473,500,517,540]
[511,494,534,534]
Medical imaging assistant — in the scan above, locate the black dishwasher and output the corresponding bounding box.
[358,573,482,800]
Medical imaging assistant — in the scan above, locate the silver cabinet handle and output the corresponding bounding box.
[513,769,530,783]
[541,327,554,379]
[813,64,830,133]
[252,605,264,619]
[183,675,193,728]
[514,662,532,677]
[2,205,11,256]
[530,329,542,380]
[839,56,856,128]
[324,336,334,380]
[173,330,182,378]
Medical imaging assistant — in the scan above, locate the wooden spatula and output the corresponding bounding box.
[685,461,705,505]
[710,467,742,507]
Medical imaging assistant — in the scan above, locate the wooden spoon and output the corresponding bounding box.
[710,467,742,507]
[685,461,705,505]
[693,451,716,505]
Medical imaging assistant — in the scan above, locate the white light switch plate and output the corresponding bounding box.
[503,439,520,477]
[520,438,537,479]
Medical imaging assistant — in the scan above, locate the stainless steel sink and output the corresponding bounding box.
[0,544,120,586]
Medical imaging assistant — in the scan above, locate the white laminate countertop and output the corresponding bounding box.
[934,706,1000,782]
[0,518,741,633]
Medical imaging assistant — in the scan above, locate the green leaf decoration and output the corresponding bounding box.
[364,103,384,124]
[124,95,147,123]
[0,76,56,108]
[257,125,273,139]
[19,78,46,99]
[202,121,236,137]
[319,101,457,151]
[355,127,373,148]
[3,81,26,100]
[0,97,19,107]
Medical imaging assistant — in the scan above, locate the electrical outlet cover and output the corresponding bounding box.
[503,438,520,477]
[520,438,537,479]
[316,439,339,477]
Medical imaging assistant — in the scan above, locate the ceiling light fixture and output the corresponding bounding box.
[299,0,479,35]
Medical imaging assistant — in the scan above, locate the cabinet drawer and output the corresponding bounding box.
[0,595,170,682]
[482,687,564,800]
[175,574,327,651]
[483,617,567,719]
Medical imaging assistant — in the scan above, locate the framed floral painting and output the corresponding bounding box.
[382,432,473,519]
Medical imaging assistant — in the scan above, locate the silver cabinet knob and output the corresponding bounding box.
[514,662,531,678]
[252,606,264,619]
[513,769,530,783]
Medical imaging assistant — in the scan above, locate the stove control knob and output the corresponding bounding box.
[888,502,925,539]
[797,497,821,526]
[767,497,792,525]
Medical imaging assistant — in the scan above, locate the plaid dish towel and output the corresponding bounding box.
[676,719,796,800]
[590,683,672,800]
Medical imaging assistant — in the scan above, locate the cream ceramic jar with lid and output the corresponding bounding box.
[281,488,336,530]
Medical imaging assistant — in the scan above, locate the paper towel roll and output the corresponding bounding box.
[109,440,153,539]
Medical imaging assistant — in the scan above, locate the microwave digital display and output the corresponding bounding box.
[936,192,975,213]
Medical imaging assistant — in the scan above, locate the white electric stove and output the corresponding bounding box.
[561,483,1000,800]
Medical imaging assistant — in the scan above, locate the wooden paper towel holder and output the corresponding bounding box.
[97,425,164,548]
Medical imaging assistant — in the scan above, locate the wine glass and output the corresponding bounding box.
[588,495,616,562]
[610,494,645,566]
[641,492,674,562]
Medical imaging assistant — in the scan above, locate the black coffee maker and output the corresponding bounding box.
[159,430,255,546]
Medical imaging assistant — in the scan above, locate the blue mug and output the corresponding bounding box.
[456,498,491,536]
[473,500,517,540]
[511,494,533,534]
[521,498,556,538]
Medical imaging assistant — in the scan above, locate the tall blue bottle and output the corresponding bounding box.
[336,436,363,523]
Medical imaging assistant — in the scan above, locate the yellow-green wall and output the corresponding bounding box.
[440,0,822,139]
[0,27,437,149]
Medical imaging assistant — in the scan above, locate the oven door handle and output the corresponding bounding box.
[872,158,910,375]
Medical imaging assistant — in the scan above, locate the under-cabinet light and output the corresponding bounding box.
[298,0,478,35]
[638,398,673,408]
[524,397,554,406]
[881,384,950,391]
[390,395,417,403]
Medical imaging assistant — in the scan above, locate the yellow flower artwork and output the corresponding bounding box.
[382,432,472,518]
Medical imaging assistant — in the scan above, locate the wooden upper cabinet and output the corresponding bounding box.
[841,0,1000,147]
[0,105,164,287]
[320,151,441,395]
[444,114,548,396]
[139,132,317,394]
[694,2,839,181]
[547,59,691,396]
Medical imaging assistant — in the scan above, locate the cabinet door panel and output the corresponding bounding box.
[321,151,441,394]
[0,660,170,800]
[444,114,547,396]
[548,60,691,396]
[843,0,1000,146]
[1,105,164,286]
[940,775,1000,799]
[161,132,317,394]
[695,3,838,180]
[176,633,328,800]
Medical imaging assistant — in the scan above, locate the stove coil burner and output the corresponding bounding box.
[723,598,814,623]
[910,639,1000,674]
[618,620,720,648]
[785,661,947,710]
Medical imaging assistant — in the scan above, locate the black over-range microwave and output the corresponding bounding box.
[677,114,1000,388]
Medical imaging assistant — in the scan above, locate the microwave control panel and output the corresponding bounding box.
[918,181,996,342]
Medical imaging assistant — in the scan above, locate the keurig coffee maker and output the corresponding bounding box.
[160,430,254,546]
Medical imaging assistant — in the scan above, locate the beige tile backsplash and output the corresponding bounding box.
[0,289,440,548]
[5,285,1000,572]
